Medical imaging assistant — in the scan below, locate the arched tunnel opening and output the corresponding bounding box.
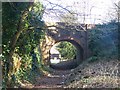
[49,40,84,70]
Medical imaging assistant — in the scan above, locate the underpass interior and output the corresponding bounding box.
[49,40,83,70]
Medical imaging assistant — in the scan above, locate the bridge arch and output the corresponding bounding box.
[40,22,89,68]
[49,39,84,70]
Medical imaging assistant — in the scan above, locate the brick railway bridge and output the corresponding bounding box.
[40,22,92,69]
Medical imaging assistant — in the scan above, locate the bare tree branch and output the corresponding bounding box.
[44,0,73,14]
[114,3,120,9]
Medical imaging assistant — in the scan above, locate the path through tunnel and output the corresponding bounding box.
[49,39,84,70]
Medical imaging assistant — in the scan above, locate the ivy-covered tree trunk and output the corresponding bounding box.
[7,2,34,87]
[3,1,45,87]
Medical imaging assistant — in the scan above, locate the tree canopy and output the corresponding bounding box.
[57,41,77,60]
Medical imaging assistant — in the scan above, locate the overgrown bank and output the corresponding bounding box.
[65,59,119,88]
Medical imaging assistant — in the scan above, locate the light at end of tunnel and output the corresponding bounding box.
[48,27,56,30]
[50,58,60,64]
[71,38,73,40]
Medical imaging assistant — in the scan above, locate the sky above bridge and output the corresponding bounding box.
[40,0,119,24]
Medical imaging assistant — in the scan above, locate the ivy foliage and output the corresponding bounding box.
[2,2,45,87]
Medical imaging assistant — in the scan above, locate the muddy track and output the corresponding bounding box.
[33,70,71,88]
